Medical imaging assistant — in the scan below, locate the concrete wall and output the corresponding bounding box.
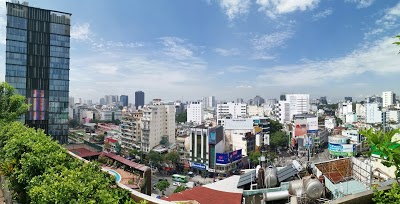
[329,185,392,204]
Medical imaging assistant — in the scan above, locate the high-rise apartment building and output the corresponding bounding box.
[135,91,145,109]
[5,2,71,144]
[253,95,265,106]
[382,91,395,107]
[203,96,216,108]
[99,98,106,105]
[120,95,128,107]
[344,97,353,102]
[216,102,247,119]
[69,97,74,107]
[285,94,310,120]
[141,101,175,152]
[187,101,204,124]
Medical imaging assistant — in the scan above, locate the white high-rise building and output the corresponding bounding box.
[366,103,382,124]
[187,101,204,124]
[141,102,176,152]
[277,101,290,124]
[387,110,400,124]
[382,91,395,107]
[285,94,310,119]
[69,97,74,107]
[203,96,216,108]
[216,102,247,119]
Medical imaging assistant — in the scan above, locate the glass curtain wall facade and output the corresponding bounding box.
[5,2,71,144]
[135,91,145,109]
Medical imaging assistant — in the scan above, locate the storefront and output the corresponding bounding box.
[214,149,242,176]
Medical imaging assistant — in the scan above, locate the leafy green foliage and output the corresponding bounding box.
[269,131,288,149]
[0,82,29,123]
[394,35,400,54]
[248,151,261,165]
[268,119,283,133]
[156,180,170,195]
[115,142,122,155]
[173,185,187,193]
[147,151,164,165]
[69,119,80,128]
[165,151,180,165]
[176,111,187,123]
[0,122,145,204]
[373,182,400,204]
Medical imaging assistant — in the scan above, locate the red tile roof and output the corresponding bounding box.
[70,148,101,158]
[101,152,150,172]
[162,187,242,204]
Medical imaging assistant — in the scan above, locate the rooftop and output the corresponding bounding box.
[162,187,242,204]
[203,175,243,193]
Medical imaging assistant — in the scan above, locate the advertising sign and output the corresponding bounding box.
[191,162,207,170]
[294,124,307,136]
[328,136,349,144]
[216,153,229,164]
[328,143,355,157]
[229,149,242,162]
[306,117,318,133]
[216,149,243,164]
[209,132,216,144]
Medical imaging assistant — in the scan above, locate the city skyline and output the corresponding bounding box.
[1,0,400,102]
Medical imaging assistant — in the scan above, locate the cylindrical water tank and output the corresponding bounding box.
[288,180,303,196]
[264,166,278,188]
[257,168,265,189]
[303,175,324,200]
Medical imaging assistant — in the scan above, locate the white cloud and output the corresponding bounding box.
[160,37,195,60]
[256,0,320,18]
[236,84,253,88]
[214,48,240,56]
[252,52,276,60]
[226,65,253,73]
[219,0,251,20]
[363,28,384,39]
[257,36,400,86]
[312,8,333,21]
[376,2,400,29]
[252,31,293,51]
[0,0,6,45]
[346,0,374,9]
[71,23,92,41]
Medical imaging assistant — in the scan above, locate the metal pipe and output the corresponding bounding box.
[265,190,289,201]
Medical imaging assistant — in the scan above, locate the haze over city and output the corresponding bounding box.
[1,0,400,102]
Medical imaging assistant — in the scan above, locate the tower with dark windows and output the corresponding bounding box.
[5,2,71,144]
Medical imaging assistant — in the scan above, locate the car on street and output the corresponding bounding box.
[172,182,181,186]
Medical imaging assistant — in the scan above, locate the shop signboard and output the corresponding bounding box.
[216,153,229,164]
[229,149,242,162]
[328,143,356,156]
[190,162,207,170]
[306,117,318,133]
[209,132,216,144]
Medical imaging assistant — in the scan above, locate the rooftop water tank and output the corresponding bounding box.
[303,175,324,200]
[264,166,278,188]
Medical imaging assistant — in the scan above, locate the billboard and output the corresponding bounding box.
[306,117,318,133]
[328,143,355,156]
[294,124,307,136]
[216,149,243,164]
[190,162,207,170]
[209,132,216,144]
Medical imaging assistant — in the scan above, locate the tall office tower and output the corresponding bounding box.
[111,95,118,103]
[320,96,327,105]
[382,91,395,107]
[120,95,128,107]
[135,91,145,109]
[285,94,310,119]
[69,97,74,107]
[100,98,106,105]
[5,2,71,144]
[104,95,112,105]
[253,95,265,106]
[344,97,353,103]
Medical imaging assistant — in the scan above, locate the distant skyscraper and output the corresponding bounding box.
[69,97,74,107]
[5,2,71,144]
[135,91,145,109]
[320,96,327,105]
[253,95,265,106]
[120,95,128,107]
[100,98,106,105]
[111,95,118,103]
[344,97,352,102]
[382,91,395,107]
[85,100,92,106]
[280,94,286,101]
[236,98,244,103]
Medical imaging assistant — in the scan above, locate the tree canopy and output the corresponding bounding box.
[156,180,170,195]
[0,82,28,123]
[0,122,145,204]
[165,151,180,165]
[173,185,186,193]
[269,131,288,149]
[176,111,187,123]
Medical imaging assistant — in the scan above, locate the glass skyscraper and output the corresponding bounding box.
[135,91,145,109]
[5,2,71,144]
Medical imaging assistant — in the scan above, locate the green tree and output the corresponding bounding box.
[268,119,283,133]
[176,111,187,123]
[165,151,180,166]
[361,128,400,202]
[248,151,261,166]
[147,151,163,166]
[0,82,28,123]
[156,180,170,195]
[174,185,186,193]
[115,142,122,155]
[269,131,288,150]
[69,119,79,128]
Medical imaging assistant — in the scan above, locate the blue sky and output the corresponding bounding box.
[1,0,400,103]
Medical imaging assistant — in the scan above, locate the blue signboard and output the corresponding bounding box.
[209,132,216,144]
[216,153,229,164]
[216,149,242,164]
[191,162,207,170]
